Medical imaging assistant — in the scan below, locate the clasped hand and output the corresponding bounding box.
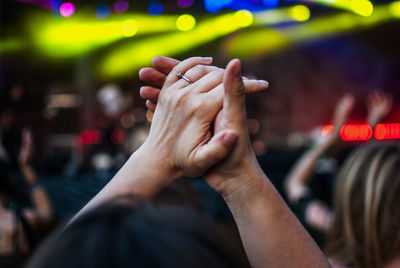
[139,56,268,194]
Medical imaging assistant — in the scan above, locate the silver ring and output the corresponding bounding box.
[177,72,193,84]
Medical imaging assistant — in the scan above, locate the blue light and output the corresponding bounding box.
[148,3,164,15]
[204,0,233,13]
[262,0,279,8]
[96,6,111,19]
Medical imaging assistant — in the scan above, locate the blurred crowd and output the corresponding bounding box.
[0,56,399,268]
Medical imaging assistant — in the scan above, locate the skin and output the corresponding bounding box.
[284,95,354,232]
[0,129,52,255]
[75,57,330,267]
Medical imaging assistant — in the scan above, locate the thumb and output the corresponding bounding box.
[194,130,238,171]
[223,59,246,120]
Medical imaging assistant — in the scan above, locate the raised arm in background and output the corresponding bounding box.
[19,128,53,229]
[284,95,354,205]
[366,90,393,127]
[139,56,331,268]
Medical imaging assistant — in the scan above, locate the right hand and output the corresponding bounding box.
[203,59,263,197]
[316,94,354,150]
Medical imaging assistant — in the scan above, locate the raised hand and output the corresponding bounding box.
[139,57,240,179]
[139,56,268,112]
[367,90,393,127]
[317,94,354,150]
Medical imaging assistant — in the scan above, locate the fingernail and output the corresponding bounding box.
[258,80,269,87]
[222,132,238,146]
[202,57,213,63]
[233,60,241,77]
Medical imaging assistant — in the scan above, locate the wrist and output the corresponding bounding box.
[129,143,182,184]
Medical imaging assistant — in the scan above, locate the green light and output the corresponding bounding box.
[389,1,400,17]
[312,0,374,17]
[0,38,25,54]
[122,19,138,37]
[226,4,396,58]
[30,13,180,58]
[176,14,196,31]
[290,5,311,22]
[351,0,374,17]
[99,12,254,79]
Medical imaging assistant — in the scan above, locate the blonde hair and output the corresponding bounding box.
[325,143,400,268]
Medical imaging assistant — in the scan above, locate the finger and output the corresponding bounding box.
[140,86,161,103]
[152,56,180,75]
[164,57,213,89]
[223,59,246,120]
[194,130,238,172]
[139,68,167,88]
[146,100,156,112]
[180,64,219,87]
[187,68,224,93]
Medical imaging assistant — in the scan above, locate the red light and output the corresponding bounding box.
[78,130,102,145]
[340,124,372,141]
[374,124,400,140]
[321,125,334,136]
[111,130,125,144]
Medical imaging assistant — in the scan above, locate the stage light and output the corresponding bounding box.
[351,0,373,17]
[262,0,279,8]
[204,0,232,13]
[100,11,255,78]
[234,10,254,27]
[114,0,129,13]
[97,6,111,19]
[290,5,310,22]
[311,0,373,17]
[78,130,102,145]
[0,38,25,54]
[148,3,164,15]
[176,14,196,31]
[111,130,125,144]
[374,123,400,140]
[227,3,397,58]
[389,1,400,17]
[178,0,194,8]
[31,13,180,57]
[59,2,75,17]
[321,125,334,136]
[340,124,372,141]
[122,19,138,37]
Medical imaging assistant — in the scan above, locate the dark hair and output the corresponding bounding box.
[0,159,18,200]
[27,195,249,268]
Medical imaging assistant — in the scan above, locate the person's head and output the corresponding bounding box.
[326,143,400,268]
[27,195,248,268]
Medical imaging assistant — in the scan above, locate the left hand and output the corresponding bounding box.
[139,57,239,180]
[139,56,268,112]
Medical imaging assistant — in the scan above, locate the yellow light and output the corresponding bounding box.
[351,0,373,17]
[176,14,196,31]
[389,1,400,17]
[234,10,254,27]
[290,5,310,22]
[122,19,138,37]
[99,12,254,78]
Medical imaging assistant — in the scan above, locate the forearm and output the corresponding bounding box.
[285,145,325,201]
[223,167,330,268]
[73,144,178,220]
[21,166,52,218]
